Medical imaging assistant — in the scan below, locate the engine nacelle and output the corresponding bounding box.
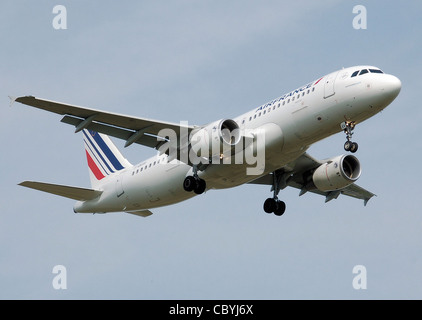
[312,155,361,192]
[190,119,241,158]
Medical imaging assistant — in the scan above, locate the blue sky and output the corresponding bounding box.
[1,1,421,299]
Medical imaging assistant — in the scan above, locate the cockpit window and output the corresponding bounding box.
[351,70,359,77]
[359,69,369,75]
[369,69,384,74]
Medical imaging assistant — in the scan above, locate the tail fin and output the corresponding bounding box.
[82,129,132,188]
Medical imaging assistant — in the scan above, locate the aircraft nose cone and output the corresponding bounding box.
[382,74,401,99]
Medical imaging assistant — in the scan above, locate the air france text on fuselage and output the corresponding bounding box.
[255,79,321,113]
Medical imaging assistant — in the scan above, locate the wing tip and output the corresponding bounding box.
[8,95,17,107]
[363,194,377,206]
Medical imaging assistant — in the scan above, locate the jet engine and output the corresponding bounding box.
[312,155,361,192]
[190,119,241,158]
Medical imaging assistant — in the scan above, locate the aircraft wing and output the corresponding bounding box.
[248,152,376,205]
[14,96,196,150]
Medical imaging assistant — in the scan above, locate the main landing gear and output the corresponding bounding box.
[342,121,358,153]
[263,170,287,216]
[264,198,286,216]
[183,166,206,195]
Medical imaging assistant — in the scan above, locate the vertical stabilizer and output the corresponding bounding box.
[82,129,132,189]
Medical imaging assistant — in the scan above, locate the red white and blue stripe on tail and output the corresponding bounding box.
[82,129,131,186]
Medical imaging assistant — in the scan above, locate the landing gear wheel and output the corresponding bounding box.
[183,176,196,192]
[274,200,286,216]
[344,141,352,152]
[263,198,276,214]
[184,176,206,194]
[194,178,206,195]
[263,198,286,216]
[344,141,358,153]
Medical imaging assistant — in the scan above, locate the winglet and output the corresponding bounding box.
[363,194,376,206]
[8,96,17,107]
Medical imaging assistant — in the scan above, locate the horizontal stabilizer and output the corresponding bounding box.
[126,210,154,217]
[19,181,102,201]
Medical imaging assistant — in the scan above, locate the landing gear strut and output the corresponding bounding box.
[341,121,358,153]
[263,170,287,216]
[183,165,206,195]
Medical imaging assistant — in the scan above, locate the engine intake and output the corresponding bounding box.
[190,119,241,158]
[312,155,361,192]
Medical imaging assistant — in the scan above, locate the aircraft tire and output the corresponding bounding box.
[274,200,286,216]
[263,198,276,213]
[183,176,196,192]
[344,141,352,152]
[194,178,206,195]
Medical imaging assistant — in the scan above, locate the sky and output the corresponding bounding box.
[1,0,421,300]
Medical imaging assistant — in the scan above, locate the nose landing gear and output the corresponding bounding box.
[341,121,358,153]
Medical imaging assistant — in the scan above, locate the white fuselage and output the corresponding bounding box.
[73,66,401,213]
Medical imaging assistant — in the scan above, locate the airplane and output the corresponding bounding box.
[13,65,401,217]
